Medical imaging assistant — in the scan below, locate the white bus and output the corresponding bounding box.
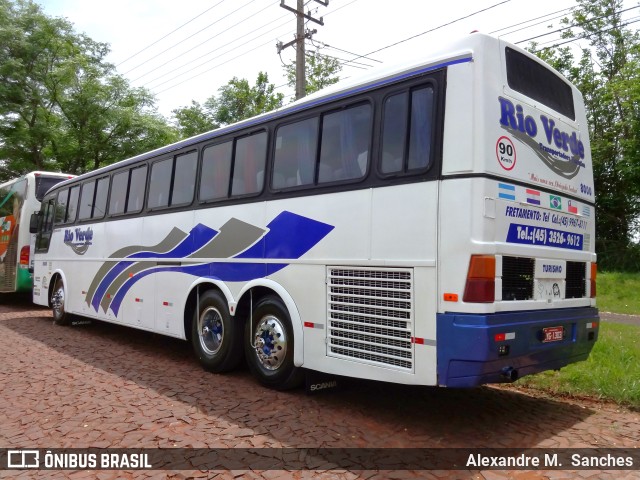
[32,33,598,389]
[0,171,73,295]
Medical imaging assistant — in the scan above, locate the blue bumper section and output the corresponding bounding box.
[436,307,599,388]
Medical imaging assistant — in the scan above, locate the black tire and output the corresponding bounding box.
[244,296,304,390]
[51,277,71,326]
[191,290,243,373]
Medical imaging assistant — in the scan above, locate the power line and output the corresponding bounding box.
[515,4,640,44]
[116,0,229,67]
[491,8,574,37]
[122,0,263,75]
[531,16,640,53]
[131,1,281,83]
[151,19,294,93]
[338,0,513,67]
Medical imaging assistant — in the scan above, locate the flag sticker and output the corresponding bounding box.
[550,195,562,210]
[581,205,591,217]
[568,200,578,214]
[526,189,541,205]
[498,183,516,201]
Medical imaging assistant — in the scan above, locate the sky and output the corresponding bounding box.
[36,0,639,118]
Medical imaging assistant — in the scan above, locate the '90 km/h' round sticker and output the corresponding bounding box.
[496,136,516,171]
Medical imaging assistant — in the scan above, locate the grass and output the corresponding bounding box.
[515,322,640,408]
[512,272,640,408]
[596,271,640,315]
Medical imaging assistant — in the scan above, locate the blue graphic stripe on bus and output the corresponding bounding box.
[498,183,516,201]
[90,224,219,311]
[93,211,334,316]
[506,223,583,250]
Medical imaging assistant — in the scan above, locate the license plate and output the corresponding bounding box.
[542,326,564,343]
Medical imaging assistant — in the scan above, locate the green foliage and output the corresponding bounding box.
[172,72,283,136]
[597,271,640,314]
[172,100,219,139]
[516,322,640,407]
[285,51,342,97]
[209,72,284,126]
[0,0,177,179]
[529,0,640,270]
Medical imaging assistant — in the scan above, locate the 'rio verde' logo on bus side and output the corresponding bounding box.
[498,97,586,179]
[64,227,93,255]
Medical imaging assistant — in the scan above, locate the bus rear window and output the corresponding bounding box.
[505,47,575,120]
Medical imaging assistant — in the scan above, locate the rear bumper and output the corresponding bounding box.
[436,307,599,387]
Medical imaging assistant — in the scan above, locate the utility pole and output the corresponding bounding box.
[277,0,327,100]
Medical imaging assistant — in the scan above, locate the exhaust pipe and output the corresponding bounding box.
[501,366,518,382]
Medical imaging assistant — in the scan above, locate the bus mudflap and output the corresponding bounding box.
[436,307,599,388]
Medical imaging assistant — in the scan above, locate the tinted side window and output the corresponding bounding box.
[232,132,267,196]
[172,151,197,206]
[66,185,80,223]
[381,86,434,174]
[148,158,172,209]
[109,171,128,215]
[127,165,147,213]
[200,142,232,201]
[381,92,409,174]
[55,189,68,224]
[94,177,109,218]
[272,117,318,189]
[318,104,371,184]
[78,181,95,221]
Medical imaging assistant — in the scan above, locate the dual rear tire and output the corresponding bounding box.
[191,291,303,390]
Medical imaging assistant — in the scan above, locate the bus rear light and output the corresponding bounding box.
[590,263,597,298]
[463,255,495,303]
[443,293,458,302]
[19,246,30,266]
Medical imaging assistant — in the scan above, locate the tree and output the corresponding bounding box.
[529,0,640,270]
[0,0,177,179]
[209,72,284,126]
[284,51,342,97]
[172,100,218,139]
[172,72,283,135]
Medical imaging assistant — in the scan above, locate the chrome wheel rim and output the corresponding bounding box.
[52,284,65,318]
[253,314,287,371]
[198,307,224,356]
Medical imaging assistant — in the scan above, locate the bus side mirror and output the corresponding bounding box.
[29,212,41,234]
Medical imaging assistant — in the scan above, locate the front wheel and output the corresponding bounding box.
[191,290,243,373]
[51,277,71,326]
[245,296,303,390]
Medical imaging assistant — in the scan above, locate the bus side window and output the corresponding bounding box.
[319,104,371,184]
[381,85,434,174]
[272,117,318,189]
[109,171,128,215]
[200,142,232,202]
[127,165,147,213]
[148,158,172,209]
[172,151,197,206]
[78,181,95,221]
[54,189,69,225]
[94,177,109,218]
[232,132,267,196]
[66,185,80,223]
[381,92,409,174]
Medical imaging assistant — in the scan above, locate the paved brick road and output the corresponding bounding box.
[0,298,638,479]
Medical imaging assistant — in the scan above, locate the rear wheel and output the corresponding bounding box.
[245,296,303,390]
[191,290,243,373]
[51,278,71,326]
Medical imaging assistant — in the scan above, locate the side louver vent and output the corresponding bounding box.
[327,267,413,371]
